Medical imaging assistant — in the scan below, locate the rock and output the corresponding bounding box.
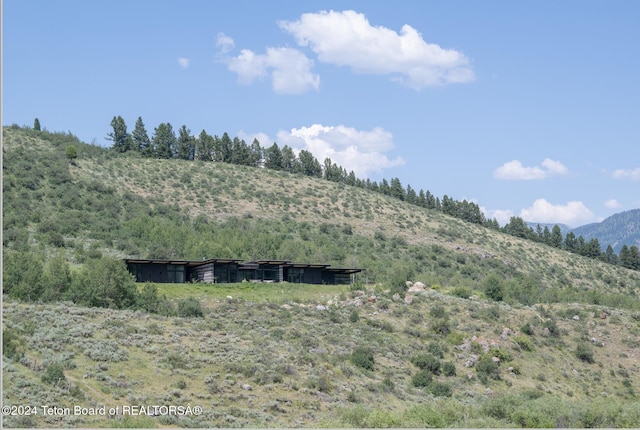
[316,305,328,311]
[542,327,551,337]
[500,327,513,340]
[600,312,607,319]
[408,282,426,293]
[242,384,253,391]
[354,299,363,307]
[573,315,580,321]
[464,354,479,367]
[404,294,413,304]
[367,296,377,304]
[492,356,501,363]
[405,281,414,288]
[392,293,401,301]
[226,295,233,299]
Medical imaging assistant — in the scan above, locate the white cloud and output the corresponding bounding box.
[481,207,514,226]
[216,33,319,94]
[519,199,595,227]
[612,167,640,181]
[237,130,272,147]
[276,124,404,178]
[215,32,235,54]
[279,10,474,89]
[178,57,190,69]
[493,158,568,180]
[604,198,622,209]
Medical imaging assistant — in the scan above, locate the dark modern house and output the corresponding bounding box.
[125,258,363,285]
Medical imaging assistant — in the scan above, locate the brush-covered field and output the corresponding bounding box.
[4,283,640,427]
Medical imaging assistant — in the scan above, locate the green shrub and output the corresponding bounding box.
[476,354,500,382]
[483,273,504,301]
[351,347,375,371]
[427,381,452,397]
[411,354,441,374]
[349,310,359,322]
[411,369,433,387]
[176,297,204,317]
[42,363,66,386]
[575,342,595,363]
[2,328,25,360]
[452,285,472,299]
[442,361,457,377]
[514,334,535,351]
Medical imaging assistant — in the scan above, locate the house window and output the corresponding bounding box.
[167,265,185,283]
[288,268,304,283]
[129,264,144,282]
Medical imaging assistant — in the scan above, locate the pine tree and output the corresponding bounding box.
[264,143,283,170]
[196,130,214,161]
[550,225,563,248]
[298,150,322,177]
[33,118,41,131]
[176,125,195,160]
[152,123,176,159]
[281,145,298,172]
[132,117,151,155]
[250,138,263,167]
[107,116,132,152]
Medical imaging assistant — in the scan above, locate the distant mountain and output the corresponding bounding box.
[572,209,640,252]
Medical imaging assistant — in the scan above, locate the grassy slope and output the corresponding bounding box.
[3,126,640,427]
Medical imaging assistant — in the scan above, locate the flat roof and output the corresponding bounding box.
[125,258,363,273]
[125,258,244,267]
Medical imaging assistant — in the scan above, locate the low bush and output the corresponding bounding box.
[411,370,433,387]
[514,334,535,351]
[411,354,441,374]
[575,342,595,363]
[176,297,204,317]
[442,362,457,376]
[41,363,66,386]
[351,347,375,371]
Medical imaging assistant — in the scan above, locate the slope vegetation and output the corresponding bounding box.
[3,126,640,427]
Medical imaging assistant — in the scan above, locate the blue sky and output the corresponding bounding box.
[3,1,639,227]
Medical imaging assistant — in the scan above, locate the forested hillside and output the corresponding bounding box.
[3,125,640,428]
[573,209,640,253]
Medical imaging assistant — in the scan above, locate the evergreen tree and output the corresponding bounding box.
[280,145,300,173]
[583,238,602,258]
[564,231,578,252]
[298,150,322,177]
[550,225,563,248]
[33,118,41,131]
[264,143,283,170]
[405,185,417,204]
[390,178,405,201]
[346,170,357,186]
[604,245,618,264]
[196,130,214,161]
[231,137,250,165]
[218,132,233,162]
[107,115,132,152]
[132,117,152,155]
[441,195,457,216]
[250,138,263,167]
[417,189,427,207]
[152,122,176,159]
[379,179,390,195]
[620,245,640,270]
[176,125,195,160]
[542,226,552,245]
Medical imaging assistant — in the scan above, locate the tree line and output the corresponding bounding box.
[107,115,638,272]
[501,216,640,270]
